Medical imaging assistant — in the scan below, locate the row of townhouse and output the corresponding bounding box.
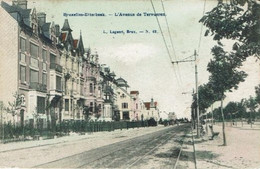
[0,0,160,128]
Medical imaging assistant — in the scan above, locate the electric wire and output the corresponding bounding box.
[160,0,183,84]
[197,0,207,55]
[150,0,181,87]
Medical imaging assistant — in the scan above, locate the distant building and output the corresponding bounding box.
[142,98,160,121]
[115,78,132,121]
[130,91,141,121]
[168,112,177,121]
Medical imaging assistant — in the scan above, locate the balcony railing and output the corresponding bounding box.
[29,82,47,93]
[50,63,63,73]
[87,76,96,83]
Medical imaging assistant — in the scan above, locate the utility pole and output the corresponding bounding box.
[194,50,200,138]
[172,50,200,137]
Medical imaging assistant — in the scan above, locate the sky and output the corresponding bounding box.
[9,0,259,119]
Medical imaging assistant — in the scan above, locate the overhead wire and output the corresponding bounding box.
[150,0,181,87]
[160,0,183,84]
[197,0,207,55]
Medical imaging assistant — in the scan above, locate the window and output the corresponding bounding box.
[136,103,138,109]
[42,63,47,71]
[80,83,84,95]
[77,113,80,119]
[42,73,47,85]
[20,66,26,83]
[20,95,25,106]
[30,43,38,58]
[123,111,130,120]
[20,38,26,52]
[90,83,93,93]
[122,103,128,109]
[20,53,26,63]
[30,57,38,68]
[37,96,45,114]
[30,69,38,83]
[98,86,101,97]
[56,76,62,91]
[42,49,47,62]
[50,53,56,64]
[90,102,93,112]
[65,99,69,111]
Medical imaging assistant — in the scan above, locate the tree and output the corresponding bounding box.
[207,46,247,146]
[5,92,22,126]
[223,101,242,126]
[83,106,90,121]
[245,96,258,128]
[0,101,5,141]
[255,84,260,104]
[200,0,260,61]
[198,84,216,113]
[198,83,219,134]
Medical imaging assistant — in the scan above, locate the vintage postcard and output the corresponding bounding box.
[0,0,259,168]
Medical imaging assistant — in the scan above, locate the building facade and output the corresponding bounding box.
[0,0,161,127]
[0,1,62,129]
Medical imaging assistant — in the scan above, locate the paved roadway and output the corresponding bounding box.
[35,124,191,168]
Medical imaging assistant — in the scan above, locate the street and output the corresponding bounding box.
[0,124,192,168]
[36,124,191,168]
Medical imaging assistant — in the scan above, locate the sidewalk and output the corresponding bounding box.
[0,125,175,168]
[0,125,167,153]
[191,124,260,169]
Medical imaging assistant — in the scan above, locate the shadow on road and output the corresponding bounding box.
[154,147,180,159]
[174,138,208,145]
[180,150,219,161]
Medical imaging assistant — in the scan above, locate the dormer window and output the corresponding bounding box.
[32,23,37,34]
[120,94,126,98]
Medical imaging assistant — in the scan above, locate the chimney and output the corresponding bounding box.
[12,0,27,9]
[37,12,46,27]
[55,24,60,37]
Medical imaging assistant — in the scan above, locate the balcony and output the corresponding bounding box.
[50,63,63,73]
[29,82,47,93]
[104,86,113,94]
[87,76,96,83]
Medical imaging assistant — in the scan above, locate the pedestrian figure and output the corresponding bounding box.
[201,120,206,136]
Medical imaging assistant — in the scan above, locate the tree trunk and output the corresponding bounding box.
[250,111,252,128]
[211,104,214,126]
[220,96,227,146]
[206,113,208,135]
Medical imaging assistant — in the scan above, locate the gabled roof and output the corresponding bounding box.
[41,22,51,32]
[61,19,72,32]
[1,1,31,21]
[144,102,150,110]
[130,91,139,95]
[154,102,158,107]
[73,39,79,48]
[144,101,158,110]
[116,77,129,88]
[61,31,68,42]
[109,71,116,77]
